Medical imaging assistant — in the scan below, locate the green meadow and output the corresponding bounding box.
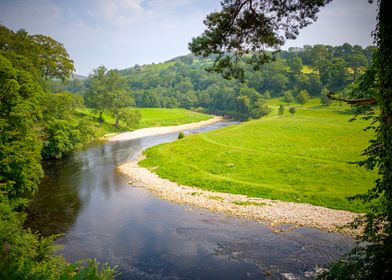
[77,108,211,137]
[140,100,376,212]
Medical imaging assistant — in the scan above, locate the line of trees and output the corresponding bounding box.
[56,43,375,120]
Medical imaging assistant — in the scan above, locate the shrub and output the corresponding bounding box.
[178,132,185,139]
[289,107,296,116]
[278,104,285,116]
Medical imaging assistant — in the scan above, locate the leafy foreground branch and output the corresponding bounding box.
[191,0,391,278]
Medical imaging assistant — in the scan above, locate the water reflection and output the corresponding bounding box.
[27,122,354,279]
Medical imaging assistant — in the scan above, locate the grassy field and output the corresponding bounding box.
[77,108,211,137]
[140,100,376,212]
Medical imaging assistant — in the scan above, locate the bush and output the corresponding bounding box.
[278,104,285,116]
[289,106,296,116]
[178,132,185,139]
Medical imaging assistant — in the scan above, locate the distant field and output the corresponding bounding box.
[77,108,211,137]
[136,108,211,128]
[140,102,376,212]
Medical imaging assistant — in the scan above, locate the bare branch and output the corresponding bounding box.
[327,92,377,105]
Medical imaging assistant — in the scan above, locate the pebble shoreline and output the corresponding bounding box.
[108,116,223,141]
[118,155,361,235]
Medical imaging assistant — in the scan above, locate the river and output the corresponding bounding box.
[27,122,355,279]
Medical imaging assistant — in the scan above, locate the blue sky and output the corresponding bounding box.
[0,0,377,75]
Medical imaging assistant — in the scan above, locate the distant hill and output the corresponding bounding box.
[72,74,88,80]
[51,43,375,120]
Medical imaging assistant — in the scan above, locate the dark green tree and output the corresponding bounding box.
[289,106,296,117]
[347,52,368,80]
[289,56,303,74]
[278,104,285,117]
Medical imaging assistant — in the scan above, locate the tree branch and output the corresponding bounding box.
[327,92,377,105]
[227,0,251,31]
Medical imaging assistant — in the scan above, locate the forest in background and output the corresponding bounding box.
[54,43,375,120]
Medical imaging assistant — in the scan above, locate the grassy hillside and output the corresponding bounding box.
[77,108,211,137]
[140,101,376,212]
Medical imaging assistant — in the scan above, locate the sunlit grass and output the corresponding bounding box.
[140,102,376,212]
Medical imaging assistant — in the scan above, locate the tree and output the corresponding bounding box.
[85,66,135,127]
[84,66,110,122]
[297,89,310,105]
[320,88,332,106]
[109,91,135,128]
[30,34,75,81]
[0,26,74,82]
[278,104,285,117]
[118,109,141,129]
[347,52,367,80]
[263,90,271,99]
[105,69,135,128]
[191,1,392,278]
[289,106,296,117]
[283,90,295,104]
[289,56,303,74]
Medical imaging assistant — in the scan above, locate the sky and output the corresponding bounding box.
[0,0,378,76]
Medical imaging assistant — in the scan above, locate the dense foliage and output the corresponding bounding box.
[191,0,391,278]
[0,25,116,279]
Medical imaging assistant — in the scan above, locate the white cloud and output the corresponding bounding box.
[91,0,146,27]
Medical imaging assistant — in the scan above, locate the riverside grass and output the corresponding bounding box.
[140,100,376,212]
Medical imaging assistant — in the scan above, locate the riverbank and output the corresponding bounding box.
[118,154,361,235]
[108,116,223,141]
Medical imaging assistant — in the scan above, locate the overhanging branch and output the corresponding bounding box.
[327,92,377,105]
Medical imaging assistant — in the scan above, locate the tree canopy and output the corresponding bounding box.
[189,0,332,79]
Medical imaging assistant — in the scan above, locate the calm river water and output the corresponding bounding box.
[27,122,355,279]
